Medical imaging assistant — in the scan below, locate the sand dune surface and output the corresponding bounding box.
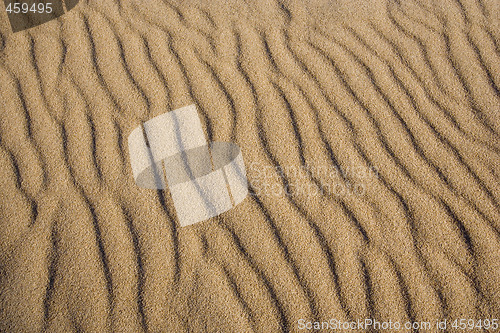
[0,0,499,332]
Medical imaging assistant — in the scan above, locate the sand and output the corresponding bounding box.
[0,0,499,331]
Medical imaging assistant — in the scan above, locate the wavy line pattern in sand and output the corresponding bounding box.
[0,0,499,332]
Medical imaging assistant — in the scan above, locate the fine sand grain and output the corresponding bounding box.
[0,0,499,332]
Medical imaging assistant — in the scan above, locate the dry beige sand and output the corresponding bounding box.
[0,0,499,332]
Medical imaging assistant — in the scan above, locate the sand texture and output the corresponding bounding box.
[0,0,499,332]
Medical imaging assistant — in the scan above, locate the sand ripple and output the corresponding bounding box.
[0,0,499,331]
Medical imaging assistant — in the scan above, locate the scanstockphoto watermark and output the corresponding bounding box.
[246,162,379,198]
[298,318,435,331]
[297,318,499,331]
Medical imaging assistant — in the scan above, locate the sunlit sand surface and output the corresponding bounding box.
[0,0,499,331]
